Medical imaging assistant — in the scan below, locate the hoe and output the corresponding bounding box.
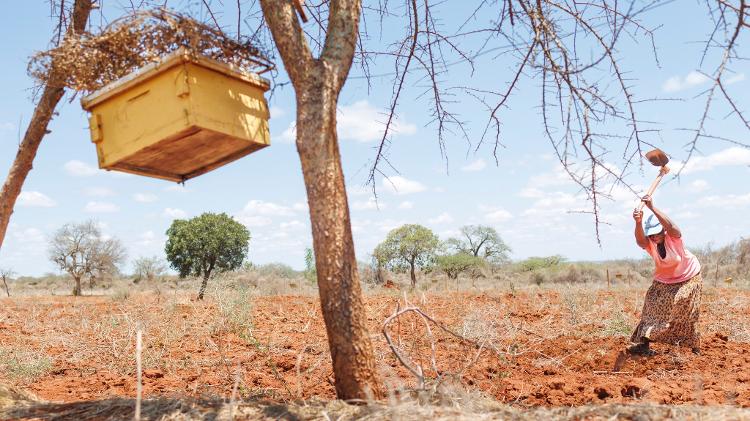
[636,148,670,211]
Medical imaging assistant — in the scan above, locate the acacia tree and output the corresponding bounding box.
[48,220,127,296]
[3,0,749,401]
[375,224,439,287]
[446,225,512,266]
[0,0,93,252]
[165,212,250,300]
[258,0,386,399]
[435,253,487,287]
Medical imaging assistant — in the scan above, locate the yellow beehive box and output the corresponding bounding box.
[81,49,271,182]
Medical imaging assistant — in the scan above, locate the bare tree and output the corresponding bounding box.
[0,0,93,252]
[0,268,14,297]
[446,225,512,266]
[133,256,168,283]
[48,220,126,296]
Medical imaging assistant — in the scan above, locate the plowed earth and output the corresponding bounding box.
[1,287,748,407]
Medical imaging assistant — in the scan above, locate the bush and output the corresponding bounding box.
[517,255,566,272]
[254,263,298,279]
[436,253,487,280]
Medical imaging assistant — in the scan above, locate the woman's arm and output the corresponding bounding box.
[633,208,649,248]
[641,195,682,238]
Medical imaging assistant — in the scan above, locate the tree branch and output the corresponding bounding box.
[259,0,315,88]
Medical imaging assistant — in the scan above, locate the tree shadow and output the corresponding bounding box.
[1,396,308,421]
[1,397,222,421]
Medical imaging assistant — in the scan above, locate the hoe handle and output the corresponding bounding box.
[636,166,669,211]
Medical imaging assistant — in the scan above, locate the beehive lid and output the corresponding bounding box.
[81,48,270,110]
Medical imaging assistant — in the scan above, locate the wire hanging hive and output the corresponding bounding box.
[30,9,275,182]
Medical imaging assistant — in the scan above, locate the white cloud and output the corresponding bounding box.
[338,101,417,142]
[439,229,461,240]
[674,211,700,220]
[461,159,487,172]
[136,230,157,246]
[279,220,304,230]
[64,160,98,176]
[382,175,427,195]
[292,202,308,212]
[269,105,286,118]
[352,197,384,211]
[428,212,454,225]
[519,188,545,198]
[163,208,187,219]
[279,122,296,143]
[726,73,745,85]
[348,185,371,196]
[0,122,15,132]
[527,165,573,189]
[238,215,273,227]
[10,226,45,244]
[84,201,119,213]
[662,71,710,93]
[84,187,115,197]
[235,200,296,228]
[277,101,417,143]
[133,193,158,203]
[521,191,587,216]
[398,201,414,210]
[241,200,295,216]
[681,147,750,174]
[377,219,406,233]
[689,179,709,193]
[17,191,56,207]
[484,208,513,222]
[696,193,750,209]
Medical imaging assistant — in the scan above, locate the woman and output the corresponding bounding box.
[629,194,702,355]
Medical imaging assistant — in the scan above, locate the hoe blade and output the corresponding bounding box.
[645,149,669,167]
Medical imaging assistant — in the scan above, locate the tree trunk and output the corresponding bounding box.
[409,263,416,288]
[0,0,93,252]
[296,74,383,400]
[197,273,209,300]
[72,276,82,296]
[260,0,382,400]
[1,276,9,297]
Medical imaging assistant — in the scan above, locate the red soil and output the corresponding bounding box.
[1,289,748,407]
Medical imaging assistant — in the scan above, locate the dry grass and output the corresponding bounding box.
[3,260,750,419]
[2,391,750,420]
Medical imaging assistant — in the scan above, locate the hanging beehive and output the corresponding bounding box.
[80,49,271,182]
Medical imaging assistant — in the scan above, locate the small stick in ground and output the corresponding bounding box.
[135,328,142,421]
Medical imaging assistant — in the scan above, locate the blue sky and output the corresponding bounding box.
[1,2,749,276]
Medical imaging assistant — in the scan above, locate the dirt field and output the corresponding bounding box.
[1,286,749,410]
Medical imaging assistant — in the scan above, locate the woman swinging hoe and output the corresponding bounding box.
[629,187,702,356]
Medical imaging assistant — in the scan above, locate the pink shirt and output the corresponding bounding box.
[642,233,701,284]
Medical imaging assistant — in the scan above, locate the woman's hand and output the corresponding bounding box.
[633,208,643,222]
[641,195,654,210]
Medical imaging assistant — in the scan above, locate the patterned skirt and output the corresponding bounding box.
[630,273,703,348]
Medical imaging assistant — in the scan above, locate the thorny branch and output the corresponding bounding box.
[383,295,507,390]
[41,0,749,242]
[679,0,750,176]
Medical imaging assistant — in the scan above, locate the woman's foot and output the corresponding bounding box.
[626,342,656,356]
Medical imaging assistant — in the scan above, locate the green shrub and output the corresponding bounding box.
[517,255,566,272]
[254,263,298,279]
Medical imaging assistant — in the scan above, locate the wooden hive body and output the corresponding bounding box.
[81,50,271,182]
